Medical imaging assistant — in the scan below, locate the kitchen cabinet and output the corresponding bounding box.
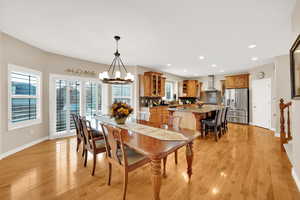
[181,80,199,97]
[149,106,169,124]
[139,72,166,97]
[225,74,249,89]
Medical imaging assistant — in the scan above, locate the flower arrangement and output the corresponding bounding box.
[111,101,133,124]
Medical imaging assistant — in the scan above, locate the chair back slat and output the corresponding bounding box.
[217,109,223,126]
[101,124,127,166]
[71,114,80,136]
[80,118,95,150]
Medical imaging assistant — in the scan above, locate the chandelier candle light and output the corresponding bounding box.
[99,36,134,84]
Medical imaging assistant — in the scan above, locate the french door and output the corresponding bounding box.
[50,75,102,138]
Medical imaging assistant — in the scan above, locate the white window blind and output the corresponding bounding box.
[8,65,42,129]
[112,85,132,105]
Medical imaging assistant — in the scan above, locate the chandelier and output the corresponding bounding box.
[99,36,134,84]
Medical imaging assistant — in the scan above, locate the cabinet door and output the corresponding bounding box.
[225,77,235,89]
[160,77,166,97]
[234,75,249,88]
[143,75,151,96]
[151,75,157,96]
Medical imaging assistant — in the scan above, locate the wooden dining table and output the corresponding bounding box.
[94,116,201,200]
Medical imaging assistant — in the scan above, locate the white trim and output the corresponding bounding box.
[292,168,300,192]
[49,132,76,140]
[0,136,49,160]
[7,64,43,130]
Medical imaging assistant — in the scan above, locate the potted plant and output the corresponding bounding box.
[111,101,133,124]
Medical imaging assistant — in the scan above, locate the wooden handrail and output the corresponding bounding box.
[279,98,292,148]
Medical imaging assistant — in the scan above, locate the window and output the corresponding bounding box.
[8,65,42,129]
[165,81,174,101]
[112,85,132,105]
[85,81,102,119]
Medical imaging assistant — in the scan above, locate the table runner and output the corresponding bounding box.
[95,115,188,141]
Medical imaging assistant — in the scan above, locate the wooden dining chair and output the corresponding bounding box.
[71,114,84,154]
[100,123,151,200]
[162,115,182,177]
[80,118,106,176]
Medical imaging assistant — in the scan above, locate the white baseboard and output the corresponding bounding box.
[49,133,76,140]
[292,168,300,192]
[270,128,276,132]
[0,136,49,160]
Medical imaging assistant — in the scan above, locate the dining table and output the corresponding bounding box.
[94,115,201,200]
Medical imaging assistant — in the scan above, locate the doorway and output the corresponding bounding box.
[252,78,272,129]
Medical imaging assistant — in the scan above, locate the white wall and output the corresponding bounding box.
[274,55,292,134]
[291,100,300,190]
[292,0,300,35]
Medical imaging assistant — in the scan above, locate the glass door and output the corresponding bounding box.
[55,80,81,137]
[50,76,103,138]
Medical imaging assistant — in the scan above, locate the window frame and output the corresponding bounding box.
[8,64,42,130]
[111,84,133,105]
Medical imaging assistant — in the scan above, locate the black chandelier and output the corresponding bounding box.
[99,36,134,84]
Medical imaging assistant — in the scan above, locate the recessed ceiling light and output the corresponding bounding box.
[211,64,217,67]
[183,69,187,72]
[248,44,257,49]
[251,57,258,61]
[166,63,172,67]
[199,56,205,60]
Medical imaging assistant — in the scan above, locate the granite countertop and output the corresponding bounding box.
[168,105,224,113]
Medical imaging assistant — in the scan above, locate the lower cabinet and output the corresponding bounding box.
[149,106,169,124]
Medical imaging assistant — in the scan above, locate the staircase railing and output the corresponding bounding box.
[279,98,292,148]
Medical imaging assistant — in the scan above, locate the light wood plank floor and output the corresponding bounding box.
[0,124,299,200]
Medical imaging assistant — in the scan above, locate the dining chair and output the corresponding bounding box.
[80,118,106,176]
[71,114,83,153]
[224,107,229,132]
[162,115,182,177]
[202,109,223,141]
[101,123,151,200]
[221,107,229,134]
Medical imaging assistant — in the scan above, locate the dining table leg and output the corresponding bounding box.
[186,142,194,179]
[150,157,162,200]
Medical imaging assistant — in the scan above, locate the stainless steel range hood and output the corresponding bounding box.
[205,75,218,92]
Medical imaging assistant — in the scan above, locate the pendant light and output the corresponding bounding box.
[99,36,134,84]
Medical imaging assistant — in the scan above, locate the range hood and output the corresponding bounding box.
[205,75,218,92]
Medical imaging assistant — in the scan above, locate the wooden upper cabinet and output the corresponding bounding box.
[181,80,199,97]
[225,74,249,89]
[139,72,166,97]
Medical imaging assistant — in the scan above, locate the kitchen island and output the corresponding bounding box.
[168,105,223,132]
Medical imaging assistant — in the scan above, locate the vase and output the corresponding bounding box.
[115,117,127,125]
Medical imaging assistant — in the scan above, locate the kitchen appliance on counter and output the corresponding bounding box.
[225,88,249,124]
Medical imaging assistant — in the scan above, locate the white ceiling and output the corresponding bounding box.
[0,0,297,77]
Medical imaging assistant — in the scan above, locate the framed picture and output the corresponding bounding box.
[290,34,300,99]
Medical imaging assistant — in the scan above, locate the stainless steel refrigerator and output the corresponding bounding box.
[224,88,249,124]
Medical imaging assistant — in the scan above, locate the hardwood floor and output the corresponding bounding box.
[0,124,299,200]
